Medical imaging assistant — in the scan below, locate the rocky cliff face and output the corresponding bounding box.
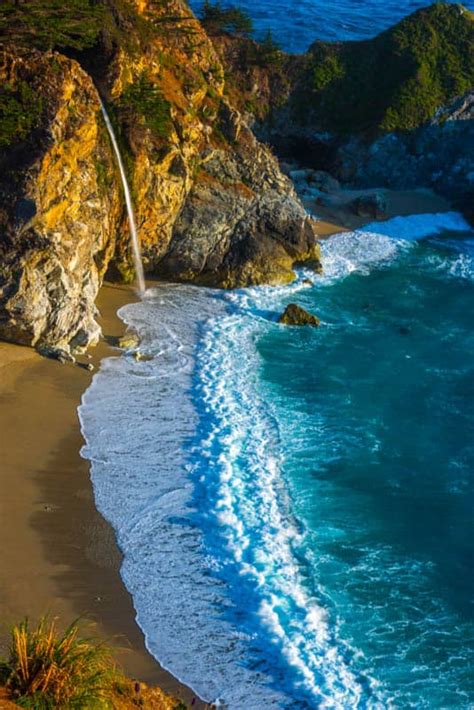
[335,90,474,213]
[0,49,121,352]
[0,0,321,353]
[160,103,320,286]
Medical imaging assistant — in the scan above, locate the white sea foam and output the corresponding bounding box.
[79,285,293,708]
[195,295,388,707]
[318,230,404,282]
[361,211,471,241]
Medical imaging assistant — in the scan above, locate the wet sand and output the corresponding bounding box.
[0,283,206,708]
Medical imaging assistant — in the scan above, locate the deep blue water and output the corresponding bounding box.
[190,0,474,52]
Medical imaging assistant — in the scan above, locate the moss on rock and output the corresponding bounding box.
[0,81,43,148]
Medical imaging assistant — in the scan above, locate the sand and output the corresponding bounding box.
[0,283,207,708]
[308,186,452,234]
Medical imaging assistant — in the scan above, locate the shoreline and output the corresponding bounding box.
[0,186,457,708]
[0,282,207,708]
[306,186,452,235]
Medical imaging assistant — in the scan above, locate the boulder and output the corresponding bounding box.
[37,346,76,364]
[308,170,340,193]
[278,303,320,326]
[350,192,387,219]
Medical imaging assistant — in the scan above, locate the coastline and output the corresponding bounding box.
[0,282,206,708]
[0,186,456,707]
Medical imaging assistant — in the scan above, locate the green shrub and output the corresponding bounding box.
[255,30,282,65]
[120,73,173,141]
[201,0,253,37]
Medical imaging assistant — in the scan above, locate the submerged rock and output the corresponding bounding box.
[278,303,321,326]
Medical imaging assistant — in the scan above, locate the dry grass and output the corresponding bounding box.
[0,618,120,709]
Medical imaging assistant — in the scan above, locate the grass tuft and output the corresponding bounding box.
[0,618,121,709]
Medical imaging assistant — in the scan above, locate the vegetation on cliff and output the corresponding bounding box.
[119,73,173,142]
[0,81,43,148]
[0,0,156,53]
[208,3,474,135]
[0,0,106,51]
[201,0,254,37]
[0,618,184,709]
[304,3,474,133]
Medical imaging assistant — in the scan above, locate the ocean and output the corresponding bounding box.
[79,211,474,708]
[189,0,474,52]
[79,1,474,707]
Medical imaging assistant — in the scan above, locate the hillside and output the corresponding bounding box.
[303,3,474,133]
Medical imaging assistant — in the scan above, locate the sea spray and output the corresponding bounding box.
[100,102,146,297]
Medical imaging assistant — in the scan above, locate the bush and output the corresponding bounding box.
[256,30,282,65]
[0,81,43,148]
[120,73,173,141]
[201,0,253,37]
[0,0,105,51]
[0,618,120,709]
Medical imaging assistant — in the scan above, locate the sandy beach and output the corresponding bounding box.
[308,186,452,233]
[0,283,206,708]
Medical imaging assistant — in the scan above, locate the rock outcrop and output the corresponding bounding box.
[335,90,474,212]
[0,0,321,352]
[0,49,121,352]
[159,103,321,286]
[278,303,320,326]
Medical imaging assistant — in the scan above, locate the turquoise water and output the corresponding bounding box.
[256,233,474,706]
[80,217,474,707]
[182,218,474,707]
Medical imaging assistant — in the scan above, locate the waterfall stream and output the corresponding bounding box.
[100,102,146,297]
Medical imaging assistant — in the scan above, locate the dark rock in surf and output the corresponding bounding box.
[278,303,320,326]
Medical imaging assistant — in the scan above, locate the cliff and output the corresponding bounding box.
[0,0,320,354]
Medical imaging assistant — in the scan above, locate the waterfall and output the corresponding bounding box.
[100,102,146,297]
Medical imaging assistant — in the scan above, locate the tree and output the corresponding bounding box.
[257,30,282,64]
[201,1,253,37]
